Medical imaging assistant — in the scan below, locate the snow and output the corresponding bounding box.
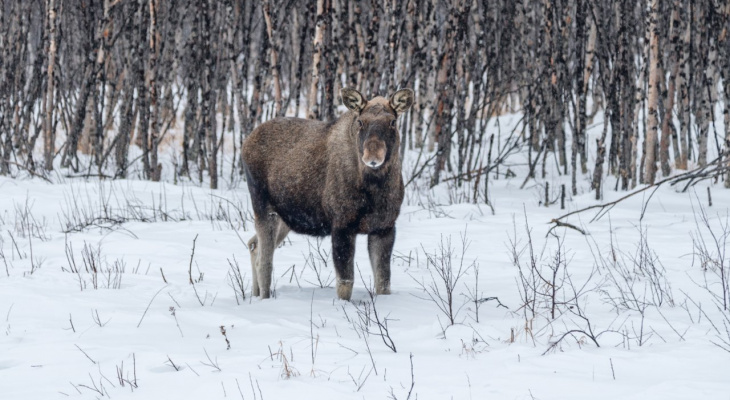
[2,132,730,399]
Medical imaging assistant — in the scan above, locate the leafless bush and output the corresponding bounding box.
[66,353,137,397]
[201,348,222,372]
[205,193,254,232]
[632,231,674,308]
[411,232,473,328]
[590,225,674,346]
[63,236,82,291]
[509,214,617,352]
[510,215,572,321]
[91,309,110,327]
[463,262,507,323]
[5,231,24,260]
[691,202,730,311]
[541,261,621,354]
[82,242,101,290]
[445,178,473,205]
[510,216,540,322]
[709,304,730,353]
[684,200,730,352]
[165,355,181,372]
[352,268,398,353]
[280,264,303,289]
[102,258,126,290]
[115,354,138,390]
[59,183,252,235]
[680,293,730,353]
[464,262,485,323]
[347,364,374,392]
[263,342,299,379]
[187,235,212,306]
[387,353,416,400]
[72,372,110,397]
[13,196,50,241]
[403,178,453,218]
[60,184,135,234]
[1,236,9,277]
[63,239,124,290]
[302,237,334,288]
[226,256,248,304]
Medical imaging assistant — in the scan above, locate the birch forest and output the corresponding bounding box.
[1,0,730,197]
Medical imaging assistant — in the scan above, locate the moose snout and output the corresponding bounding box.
[362,139,386,169]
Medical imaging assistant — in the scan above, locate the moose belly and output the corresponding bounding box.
[271,196,332,236]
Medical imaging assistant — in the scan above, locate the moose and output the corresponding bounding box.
[241,88,414,300]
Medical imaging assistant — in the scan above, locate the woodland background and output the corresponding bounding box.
[1,0,730,197]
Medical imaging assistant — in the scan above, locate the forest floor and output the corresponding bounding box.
[2,112,730,399]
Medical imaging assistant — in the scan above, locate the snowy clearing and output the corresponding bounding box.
[1,166,729,399]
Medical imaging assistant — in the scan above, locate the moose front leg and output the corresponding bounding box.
[332,229,356,301]
[368,227,394,295]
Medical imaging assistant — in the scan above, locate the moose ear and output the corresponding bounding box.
[389,89,414,114]
[340,88,367,113]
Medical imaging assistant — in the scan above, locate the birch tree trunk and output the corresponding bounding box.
[722,2,730,188]
[148,0,161,181]
[42,0,57,171]
[308,0,325,119]
[263,0,283,116]
[677,1,691,169]
[661,1,681,174]
[645,0,660,184]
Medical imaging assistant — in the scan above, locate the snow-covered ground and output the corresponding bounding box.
[2,112,730,399]
[2,173,729,399]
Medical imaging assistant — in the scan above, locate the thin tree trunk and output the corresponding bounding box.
[723,2,730,188]
[148,0,161,181]
[135,0,151,179]
[645,0,660,184]
[263,0,283,116]
[677,1,691,169]
[573,0,587,195]
[321,0,335,121]
[430,0,457,187]
[308,0,325,119]
[200,0,218,189]
[43,0,57,171]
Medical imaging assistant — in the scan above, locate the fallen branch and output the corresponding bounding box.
[552,155,729,227]
[547,219,587,237]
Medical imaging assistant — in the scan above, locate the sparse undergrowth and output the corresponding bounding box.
[1,177,730,399]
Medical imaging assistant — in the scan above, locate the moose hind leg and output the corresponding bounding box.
[332,229,356,300]
[247,235,260,296]
[368,227,395,295]
[253,213,280,299]
[274,220,290,248]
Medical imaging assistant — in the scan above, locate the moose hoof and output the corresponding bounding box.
[257,287,271,299]
[337,280,354,301]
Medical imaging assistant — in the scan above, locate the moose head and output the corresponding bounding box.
[341,88,414,171]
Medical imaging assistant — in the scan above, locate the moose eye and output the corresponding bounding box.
[390,120,397,128]
[356,120,363,128]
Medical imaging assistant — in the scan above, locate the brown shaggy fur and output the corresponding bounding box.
[241,88,414,300]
